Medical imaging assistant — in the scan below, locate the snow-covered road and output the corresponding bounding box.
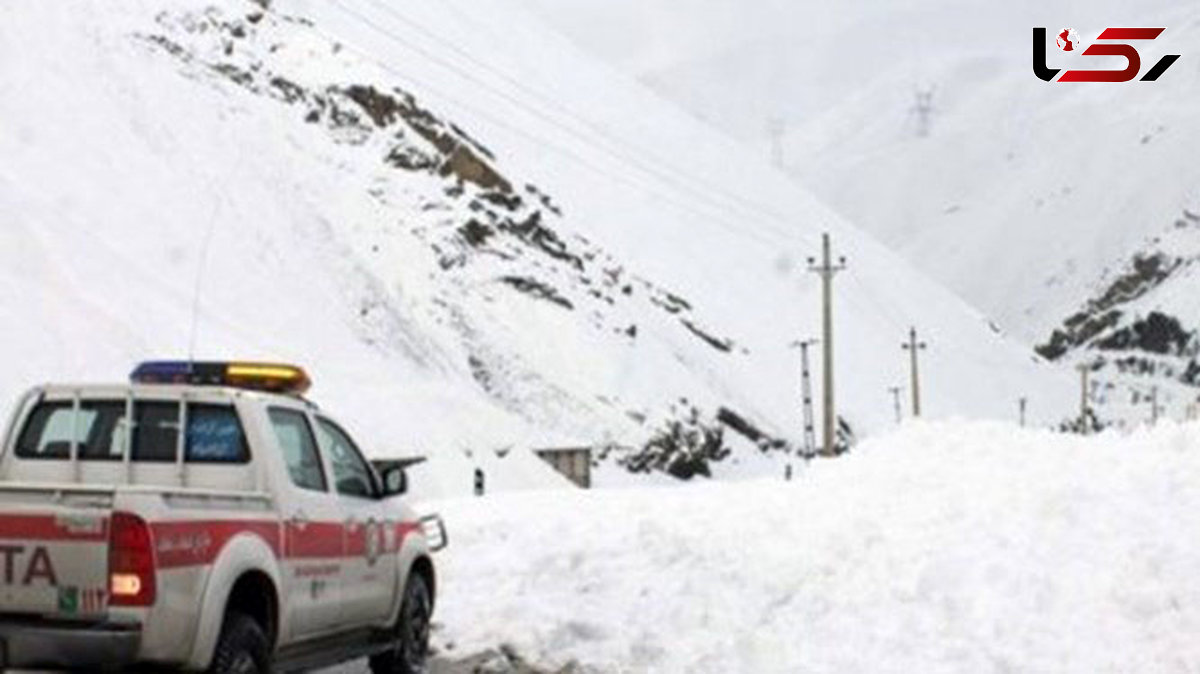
[322,650,563,674]
[406,420,1200,673]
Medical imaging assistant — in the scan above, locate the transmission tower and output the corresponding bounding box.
[911,87,936,138]
[791,339,819,456]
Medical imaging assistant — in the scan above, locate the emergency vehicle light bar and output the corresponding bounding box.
[130,361,312,394]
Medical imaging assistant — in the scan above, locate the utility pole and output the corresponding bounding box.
[911,87,936,138]
[901,327,928,417]
[768,117,786,169]
[1019,397,1028,428]
[1076,363,1091,434]
[808,233,846,457]
[790,339,819,457]
[1150,386,1160,426]
[889,386,903,424]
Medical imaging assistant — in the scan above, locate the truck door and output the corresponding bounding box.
[266,408,344,639]
[314,417,396,628]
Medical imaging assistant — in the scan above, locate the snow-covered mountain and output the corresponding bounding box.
[773,2,1200,426]
[522,1,1200,335]
[784,4,1200,337]
[1034,215,1200,428]
[0,0,1070,494]
[524,0,1200,426]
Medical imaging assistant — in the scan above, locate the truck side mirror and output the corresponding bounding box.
[381,466,407,498]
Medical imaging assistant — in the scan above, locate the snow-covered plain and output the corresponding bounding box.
[418,420,1200,673]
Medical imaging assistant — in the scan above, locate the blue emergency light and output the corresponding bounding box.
[130,361,312,394]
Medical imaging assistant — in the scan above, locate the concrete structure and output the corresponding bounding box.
[535,447,592,489]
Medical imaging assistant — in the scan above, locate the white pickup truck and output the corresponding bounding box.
[0,361,445,673]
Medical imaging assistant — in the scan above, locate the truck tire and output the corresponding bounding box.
[370,573,432,674]
[208,611,271,674]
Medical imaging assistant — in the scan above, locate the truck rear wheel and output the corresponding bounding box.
[208,611,271,674]
[370,573,432,674]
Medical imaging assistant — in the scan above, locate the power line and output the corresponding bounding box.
[328,0,802,240]
[841,272,1020,371]
[296,10,799,252]
[360,0,804,228]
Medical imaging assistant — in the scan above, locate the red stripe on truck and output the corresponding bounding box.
[285,521,343,559]
[153,519,421,567]
[0,516,424,569]
[152,520,283,569]
[0,514,108,542]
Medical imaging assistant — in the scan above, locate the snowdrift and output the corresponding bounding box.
[430,420,1200,672]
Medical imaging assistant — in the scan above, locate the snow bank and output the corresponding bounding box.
[427,420,1200,672]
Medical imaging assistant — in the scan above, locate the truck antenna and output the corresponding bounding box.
[187,195,221,370]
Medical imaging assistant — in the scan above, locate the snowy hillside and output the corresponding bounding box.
[1035,217,1200,428]
[0,0,1070,493]
[772,3,1200,427]
[423,420,1200,672]
[522,0,1200,347]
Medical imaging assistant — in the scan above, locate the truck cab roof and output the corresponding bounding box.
[31,383,320,410]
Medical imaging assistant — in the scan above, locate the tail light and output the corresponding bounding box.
[109,511,157,607]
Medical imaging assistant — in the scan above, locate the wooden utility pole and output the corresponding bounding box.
[1019,397,1028,428]
[889,386,903,424]
[808,233,845,457]
[790,339,819,457]
[902,327,927,417]
[1076,363,1091,434]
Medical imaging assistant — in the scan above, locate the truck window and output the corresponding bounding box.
[15,401,121,459]
[15,400,249,463]
[315,418,377,499]
[268,408,327,492]
[132,402,181,462]
[127,403,248,463]
[186,405,249,463]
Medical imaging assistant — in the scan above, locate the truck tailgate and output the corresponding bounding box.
[0,486,112,619]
